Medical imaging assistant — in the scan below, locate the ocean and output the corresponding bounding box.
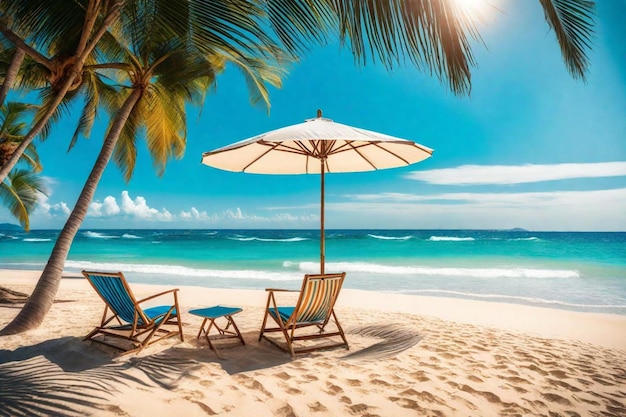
[1,229,625,315]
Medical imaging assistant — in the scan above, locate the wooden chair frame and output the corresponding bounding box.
[259,272,349,358]
[82,270,184,355]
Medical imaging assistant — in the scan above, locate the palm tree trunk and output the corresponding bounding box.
[0,47,26,107]
[0,88,142,335]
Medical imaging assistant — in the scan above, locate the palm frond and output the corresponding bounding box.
[33,86,78,141]
[112,89,141,182]
[263,0,336,55]
[328,0,480,94]
[0,169,47,231]
[9,54,50,91]
[1,102,39,137]
[142,83,187,177]
[538,0,594,80]
[67,71,120,151]
[20,143,43,172]
[227,53,286,108]
[2,0,87,58]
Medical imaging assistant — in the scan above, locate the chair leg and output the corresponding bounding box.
[174,292,184,342]
[259,293,274,341]
[332,310,349,349]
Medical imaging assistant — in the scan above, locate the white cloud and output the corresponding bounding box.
[86,191,172,221]
[180,207,216,221]
[82,194,315,226]
[119,191,172,221]
[35,193,71,218]
[337,188,626,230]
[350,187,626,207]
[405,161,626,185]
[217,207,317,227]
[88,196,121,217]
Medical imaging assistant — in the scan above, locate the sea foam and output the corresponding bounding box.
[429,236,475,242]
[227,236,309,242]
[405,289,626,311]
[297,261,579,279]
[368,234,413,241]
[84,231,119,239]
[64,260,299,281]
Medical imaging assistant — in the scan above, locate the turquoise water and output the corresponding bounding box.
[1,229,625,315]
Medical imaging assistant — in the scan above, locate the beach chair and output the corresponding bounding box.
[259,272,349,358]
[82,270,184,354]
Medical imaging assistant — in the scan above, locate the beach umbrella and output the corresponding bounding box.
[201,110,433,273]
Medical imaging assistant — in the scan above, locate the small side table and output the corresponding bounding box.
[189,306,245,353]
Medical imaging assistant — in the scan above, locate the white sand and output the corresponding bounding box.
[1,269,625,416]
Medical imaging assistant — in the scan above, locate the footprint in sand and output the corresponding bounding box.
[233,374,273,398]
[459,384,502,403]
[503,376,530,385]
[308,401,328,412]
[347,403,371,414]
[276,379,302,395]
[410,371,430,382]
[546,378,581,392]
[389,396,422,410]
[371,379,392,387]
[542,392,572,406]
[276,404,296,417]
[326,382,344,395]
[591,374,613,386]
[274,372,291,381]
[347,379,361,387]
[549,369,568,378]
[340,395,352,404]
[523,364,549,376]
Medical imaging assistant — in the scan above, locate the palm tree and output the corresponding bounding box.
[0,0,597,334]
[0,0,286,334]
[0,102,47,232]
[0,0,596,185]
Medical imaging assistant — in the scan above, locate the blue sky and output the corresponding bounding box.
[3,0,626,231]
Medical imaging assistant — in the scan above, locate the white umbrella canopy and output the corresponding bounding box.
[201,110,433,273]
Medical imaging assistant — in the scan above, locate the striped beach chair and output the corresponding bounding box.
[259,272,349,358]
[82,270,184,354]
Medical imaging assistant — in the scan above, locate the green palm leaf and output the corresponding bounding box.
[538,0,594,80]
[0,169,47,231]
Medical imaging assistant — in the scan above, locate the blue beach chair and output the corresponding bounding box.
[82,270,184,354]
[259,272,349,358]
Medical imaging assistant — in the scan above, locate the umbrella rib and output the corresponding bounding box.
[241,141,282,171]
[347,141,432,167]
[242,141,316,171]
[308,139,336,159]
[370,143,415,165]
[343,141,378,170]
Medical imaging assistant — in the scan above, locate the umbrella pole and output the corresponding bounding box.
[320,158,325,274]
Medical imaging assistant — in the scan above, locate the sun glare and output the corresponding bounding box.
[452,0,497,23]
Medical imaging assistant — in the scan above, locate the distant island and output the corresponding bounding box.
[0,223,21,231]
[508,228,529,232]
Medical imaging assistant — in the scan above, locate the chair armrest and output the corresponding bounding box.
[265,288,298,292]
[136,288,179,304]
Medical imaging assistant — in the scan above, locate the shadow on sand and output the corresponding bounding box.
[0,323,422,416]
[0,336,201,417]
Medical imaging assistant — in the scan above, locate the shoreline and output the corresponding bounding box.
[0,269,626,350]
[2,268,626,416]
[2,268,625,350]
